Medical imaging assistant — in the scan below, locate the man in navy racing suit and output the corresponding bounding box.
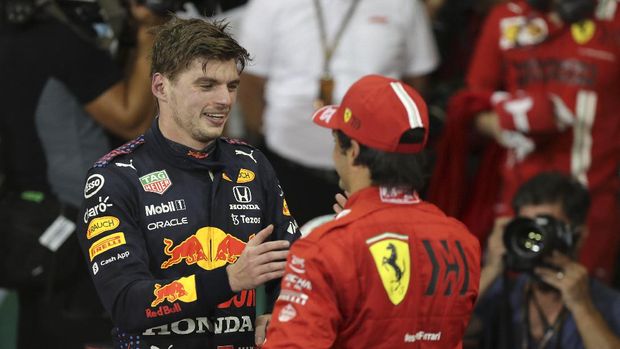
[76,17,301,349]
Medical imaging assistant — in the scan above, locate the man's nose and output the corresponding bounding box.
[213,85,233,106]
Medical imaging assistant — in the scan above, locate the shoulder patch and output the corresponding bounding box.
[94,135,145,168]
[221,137,253,147]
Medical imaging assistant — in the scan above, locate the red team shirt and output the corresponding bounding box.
[467,0,620,280]
[263,186,480,349]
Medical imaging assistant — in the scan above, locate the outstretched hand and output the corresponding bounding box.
[226,225,290,292]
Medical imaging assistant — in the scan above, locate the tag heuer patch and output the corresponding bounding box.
[140,170,172,195]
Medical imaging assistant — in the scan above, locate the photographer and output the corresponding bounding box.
[0,0,165,347]
[467,172,620,349]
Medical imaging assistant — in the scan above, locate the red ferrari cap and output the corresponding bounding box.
[312,75,429,153]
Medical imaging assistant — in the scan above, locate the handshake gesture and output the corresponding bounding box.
[226,225,290,292]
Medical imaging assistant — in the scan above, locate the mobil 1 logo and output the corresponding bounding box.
[145,199,186,217]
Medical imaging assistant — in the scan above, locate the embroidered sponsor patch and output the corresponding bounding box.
[87,216,120,239]
[140,170,172,195]
[160,227,248,271]
[237,169,255,183]
[278,304,297,322]
[84,174,105,199]
[151,274,198,307]
[89,232,126,261]
[366,233,410,305]
[571,20,595,45]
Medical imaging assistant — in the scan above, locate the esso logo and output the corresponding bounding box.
[84,174,105,198]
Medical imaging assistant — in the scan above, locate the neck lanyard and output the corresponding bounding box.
[522,285,567,349]
[312,0,361,107]
[313,0,361,76]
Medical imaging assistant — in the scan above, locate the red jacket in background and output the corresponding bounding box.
[264,186,481,349]
[465,0,620,281]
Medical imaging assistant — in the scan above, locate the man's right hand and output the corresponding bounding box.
[226,225,290,292]
[332,192,348,214]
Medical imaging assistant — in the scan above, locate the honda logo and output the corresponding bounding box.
[233,186,252,203]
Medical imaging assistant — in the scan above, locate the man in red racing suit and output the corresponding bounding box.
[263,75,481,348]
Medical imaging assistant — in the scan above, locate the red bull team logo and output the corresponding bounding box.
[161,227,248,270]
[151,275,197,307]
[139,170,172,195]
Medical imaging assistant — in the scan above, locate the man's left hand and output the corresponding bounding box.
[534,251,593,312]
[255,314,271,347]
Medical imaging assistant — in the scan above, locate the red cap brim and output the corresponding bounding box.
[311,105,340,129]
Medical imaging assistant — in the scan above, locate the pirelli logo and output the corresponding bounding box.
[89,232,126,261]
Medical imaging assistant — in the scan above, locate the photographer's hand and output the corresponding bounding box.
[534,251,591,312]
[479,216,510,296]
[535,252,620,349]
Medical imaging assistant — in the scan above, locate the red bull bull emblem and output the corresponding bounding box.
[151,275,197,307]
[161,227,247,270]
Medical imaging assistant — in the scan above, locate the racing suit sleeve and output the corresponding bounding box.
[263,239,341,349]
[77,166,235,331]
[256,149,302,312]
[492,89,571,135]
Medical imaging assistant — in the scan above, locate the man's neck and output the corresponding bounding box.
[342,168,372,196]
[158,116,213,150]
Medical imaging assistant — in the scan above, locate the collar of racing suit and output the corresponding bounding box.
[145,119,228,173]
[344,186,421,208]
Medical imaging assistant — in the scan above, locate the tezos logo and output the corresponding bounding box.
[84,174,105,198]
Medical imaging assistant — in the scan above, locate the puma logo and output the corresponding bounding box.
[235,150,257,163]
[115,159,136,171]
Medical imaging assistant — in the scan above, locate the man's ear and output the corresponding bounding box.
[575,225,588,252]
[347,139,361,166]
[152,73,167,102]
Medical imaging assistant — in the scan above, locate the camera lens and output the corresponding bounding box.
[503,215,577,272]
[513,226,545,255]
[503,217,553,271]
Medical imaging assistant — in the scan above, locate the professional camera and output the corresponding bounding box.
[503,215,579,272]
